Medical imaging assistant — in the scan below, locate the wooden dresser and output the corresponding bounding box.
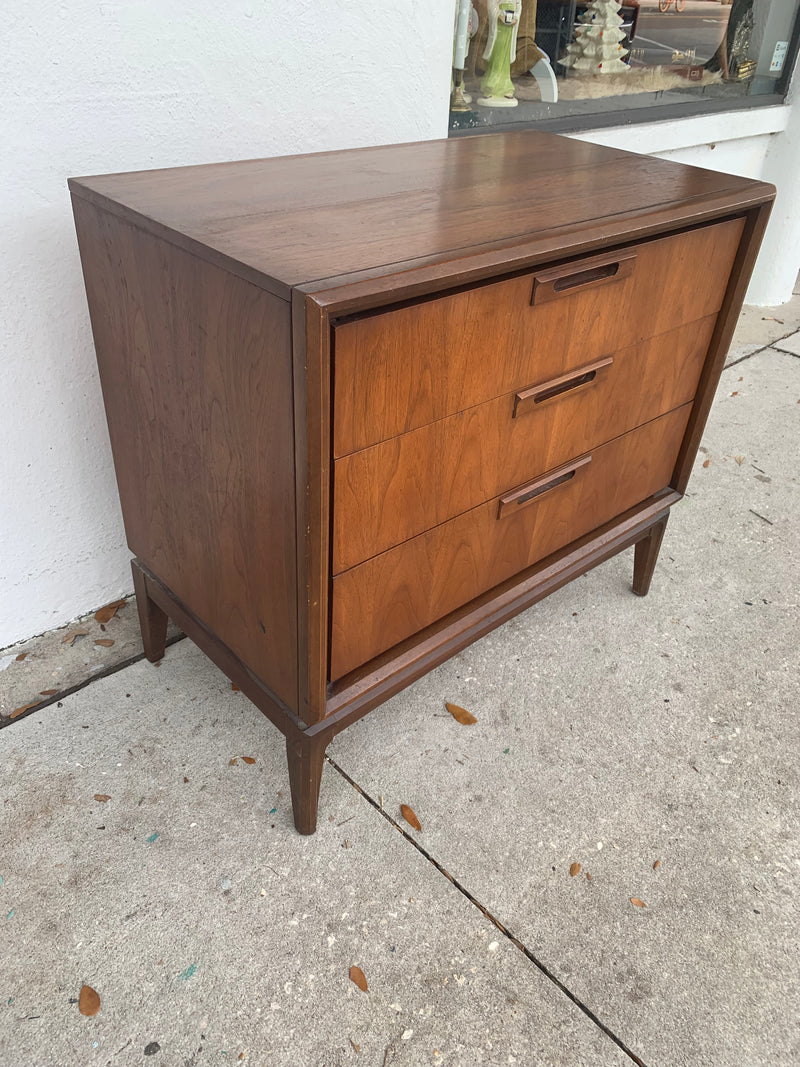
[69,132,774,833]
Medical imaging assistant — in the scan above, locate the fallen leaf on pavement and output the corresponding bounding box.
[445,702,477,725]
[241,756,256,765]
[229,758,238,766]
[653,859,661,870]
[94,639,115,648]
[349,965,368,993]
[15,652,28,662]
[78,985,101,1016]
[94,600,125,624]
[62,630,89,646]
[400,804,422,832]
[94,794,111,803]
[40,689,58,696]
[569,862,582,877]
[630,897,647,908]
[702,459,711,468]
[734,456,745,465]
[10,701,41,719]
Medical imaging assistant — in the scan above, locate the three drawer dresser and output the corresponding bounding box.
[70,131,774,833]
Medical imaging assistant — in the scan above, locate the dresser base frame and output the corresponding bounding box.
[132,490,680,833]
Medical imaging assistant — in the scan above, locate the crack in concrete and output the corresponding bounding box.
[724,332,800,370]
[0,634,186,730]
[326,753,648,1067]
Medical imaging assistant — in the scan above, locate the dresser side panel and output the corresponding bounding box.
[72,197,299,712]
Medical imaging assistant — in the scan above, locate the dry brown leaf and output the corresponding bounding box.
[734,455,745,465]
[62,629,89,646]
[40,689,58,696]
[15,652,28,662]
[400,804,422,832]
[94,600,125,624]
[349,965,368,993]
[94,639,115,648]
[653,859,661,870]
[229,757,239,766]
[94,794,111,803]
[630,897,647,908]
[10,701,41,719]
[569,862,582,877]
[349,1038,361,1053]
[183,777,189,783]
[445,701,477,726]
[702,459,711,468]
[241,756,256,765]
[730,391,739,397]
[78,984,101,1016]
[586,872,592,882]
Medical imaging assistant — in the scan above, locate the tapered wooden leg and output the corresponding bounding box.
[632,515,669,597]
[131,559,169,662]
[286,734,327,835]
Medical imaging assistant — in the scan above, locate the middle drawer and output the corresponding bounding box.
[332,314,715,573]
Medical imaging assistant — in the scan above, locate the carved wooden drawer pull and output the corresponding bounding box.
[497,455,592,520]
[513,356,614,417]
[531,250,637,305]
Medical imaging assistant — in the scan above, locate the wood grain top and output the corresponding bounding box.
[69,131,775,300]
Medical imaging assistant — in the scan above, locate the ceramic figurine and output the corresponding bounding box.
[478,0,522,107]
[561,0,630,74]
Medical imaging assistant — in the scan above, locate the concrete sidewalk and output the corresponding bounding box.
[1,302,799,1067]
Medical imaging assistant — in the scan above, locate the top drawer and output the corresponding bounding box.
[333,217,744,457]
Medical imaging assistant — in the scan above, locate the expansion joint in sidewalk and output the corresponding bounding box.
[326,754,648,1067]
[0,634,186,731]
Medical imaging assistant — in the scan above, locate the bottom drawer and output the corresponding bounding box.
[330,404,691,680]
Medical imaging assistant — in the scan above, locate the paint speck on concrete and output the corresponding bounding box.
[220,877,232,891]
[146,832,159,843]
[270,807,277,814]
[177,963,197,981]
[6,909,15,920]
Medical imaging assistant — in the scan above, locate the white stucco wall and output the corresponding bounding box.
[0,0,454,649]
[2,2,798,648]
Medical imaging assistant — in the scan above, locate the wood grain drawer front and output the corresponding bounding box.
[332,315,715,572]
[333,217,744,457]
[330,403,691,680]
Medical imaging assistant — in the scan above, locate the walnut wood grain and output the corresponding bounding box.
[72,198,299,711]
[69,132,771,300]
[330,404,692,679]
[333,218,743,457]
[332,315,715,571]
[323,493,681,726]
[70,130,775,833]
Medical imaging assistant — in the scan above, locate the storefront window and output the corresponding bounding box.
[449,0,799,132]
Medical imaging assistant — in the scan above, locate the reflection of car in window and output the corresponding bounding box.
[534,0,640,69]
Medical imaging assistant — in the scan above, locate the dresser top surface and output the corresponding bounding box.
[70,130,774,301]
